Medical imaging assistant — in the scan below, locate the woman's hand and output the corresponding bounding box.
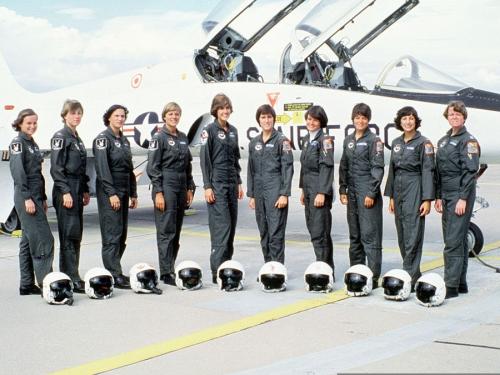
[275,195,288,209]
[434,199,442,214]
[205,188,215,204]
[63,193,73,209]
[155,192,165,212]
[25,199,35,215]
[340,194,348,205]
[364,196,374,208]
[109,195,120,211]
[300,190,305,206]
[455,199,466,216]
[238,184,244,200]
[129,197,138,209]
[314,193,325,207]
[388,198,394,214]
[249,197,255,209]
[419,200,431,216]
[186,190,194,207]
[83,192,90,206]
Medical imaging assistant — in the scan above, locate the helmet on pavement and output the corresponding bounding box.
[382,269,411,301]
[415,273,445,307]
[84,267,114,299]
[42,272,74,305]
[304,261,334,293]
[175,260,203,290]
[217,260,245,291]
[258,261,287,292]
[344,264,373,296]
[129,263,162,295]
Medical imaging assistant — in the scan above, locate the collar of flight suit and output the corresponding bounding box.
[105,126,123,139]
[259,128,279,144]
[161,125,179,138]
[402,130,421,144]
[446,125,468,137]
[308,128,323,142]
[61,124,80,140]
[215,119,231,133]
[18,131,34,142]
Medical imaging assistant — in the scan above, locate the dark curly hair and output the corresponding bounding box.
[103,104,129,126]
[394,106,422,131]
[255,104,276,125]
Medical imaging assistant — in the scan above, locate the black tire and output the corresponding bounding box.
[467,222,484,257]
[0,207,20,234]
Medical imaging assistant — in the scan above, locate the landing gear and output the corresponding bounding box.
[467,222,484,258]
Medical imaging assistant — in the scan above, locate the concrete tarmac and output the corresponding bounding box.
[1,160,499,374]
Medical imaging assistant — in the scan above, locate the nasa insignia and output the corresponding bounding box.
[200,130,208,145]
[95,138,107,150]
[51,138,64,150]
[348,141,355,149]
[255,143,263,151]
[28,146,34,153]
[393,144,401,153]
[168,138,175,146]
[73,142,80,151]
[439,140,447,148]
[218,131,226,140]
[114,140,121,148]
[10,142,22,154]
[149,139,158,150]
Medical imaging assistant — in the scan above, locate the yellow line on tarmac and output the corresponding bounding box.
[52,291,349,375]
[52,240,500,375]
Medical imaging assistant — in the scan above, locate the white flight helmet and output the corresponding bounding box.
[129,263,163,295]
[304,261,334,293]
[217,260,245,291]
[258,261,287,292]
[344,264,373,297]
[175,260,203,290]
[415,273,446,307]
[382,269,412,301]
[84,267,114,299]
[42,272,74,306]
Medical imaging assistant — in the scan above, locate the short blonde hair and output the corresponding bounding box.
[161,102,182,121]
[60,99,83,123]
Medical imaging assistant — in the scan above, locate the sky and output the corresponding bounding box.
[0,0,499,93]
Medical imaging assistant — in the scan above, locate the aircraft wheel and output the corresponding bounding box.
[0,208,20,234]
[467,222,484,257]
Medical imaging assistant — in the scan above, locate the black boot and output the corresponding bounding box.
[73,280,85,294]
[445,286,458,299]
[114,275,131,289]
[19,284,41,295]
[458,283,468,294]
[212,273,217,284]
[160,273,176,286]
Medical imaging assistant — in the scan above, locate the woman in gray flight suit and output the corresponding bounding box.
[299,105,335,273]
[384,106,435,290]
[247,104,294,264]
[339,103,384,288]
[435,101,480,299]
[50,100,90,293]
[9,108,54,295]
[147,102,195,286]
[93,104,138,289]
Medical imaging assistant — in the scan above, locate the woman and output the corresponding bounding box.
[9,108,54,295]
[200,93,244,283]
[299,105,335,274]
[384,106,435,290]
[93,104,138,289]
[339,103,384,288]
[147,102,195,286]
[50,99,90,294]
[247,104,293,264]
[435,101,480,299]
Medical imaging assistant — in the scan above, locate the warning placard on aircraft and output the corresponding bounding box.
[284,103,312,112]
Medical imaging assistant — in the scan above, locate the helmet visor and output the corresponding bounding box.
[179,268,202,289]
[416,282,437,303]
[344,273,368,292]
[50,280,73,302]
[382,276,405,296]
[90,276,113,298]
[305,274,330,291]
[137,269,158,291]
[260,274,285,290]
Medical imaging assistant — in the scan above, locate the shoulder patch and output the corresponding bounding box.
[10,142,22,154]
[322,137,334,151]
[51,137,64,150]
[95,138,107,150]
[424,142,434,155]
[149,139,158,150]
[467,140,479,154]
[282,139,292,152]
[376,140,384,153]
[200,130,208,145]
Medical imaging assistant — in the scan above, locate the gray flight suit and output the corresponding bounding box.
[299,129,335,271]
[384,132,435,286]
[339,130,384,281]
[50,126,89,284]
[9,132,54,287]
[200,120,242,276]
[93,127,137,278]
[436,126,479,289]
[247,129,294,264]
[147,127,195,277]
